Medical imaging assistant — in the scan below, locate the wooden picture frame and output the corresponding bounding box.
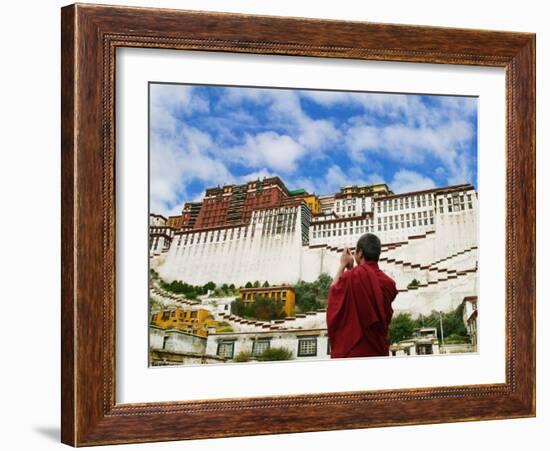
[61,3,536,446]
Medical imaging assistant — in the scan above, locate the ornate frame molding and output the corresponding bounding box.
[61,4,535,446]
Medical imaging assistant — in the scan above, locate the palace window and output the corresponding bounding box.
[252,339,271,357]
[217,341,235,359]
[297,337,318,357]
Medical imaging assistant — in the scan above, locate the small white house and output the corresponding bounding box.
[206,328,331,361]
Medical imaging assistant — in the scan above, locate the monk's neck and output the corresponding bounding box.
[360,260,379,269]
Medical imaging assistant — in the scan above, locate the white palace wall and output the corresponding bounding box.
[156,207,305,286]
[152,186,478,317]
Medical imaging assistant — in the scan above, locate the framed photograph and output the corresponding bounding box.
[61,3,536,446]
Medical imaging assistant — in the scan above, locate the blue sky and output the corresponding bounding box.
[149,83,478,216]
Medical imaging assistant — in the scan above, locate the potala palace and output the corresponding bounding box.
[150,176,477,316]
[148,177,478,364]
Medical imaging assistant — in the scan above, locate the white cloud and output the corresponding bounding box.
[303,91,476,128]
[232,132,305,173]
[220,88,340,154]
[344,117,475,188]
[149,125,233,216]
[150,84,209,133]
[149,85,477,215]
[289,166,385,196]
[390,169,436,194]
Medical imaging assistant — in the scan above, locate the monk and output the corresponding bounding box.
[327,233,397,358]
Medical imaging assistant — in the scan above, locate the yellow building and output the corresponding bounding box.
[340,183,392,197]
[150,307,212,337]
[239,286,295,317]
[166,215,183,229]
[303,195,321,214]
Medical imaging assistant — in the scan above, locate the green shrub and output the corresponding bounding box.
[230,296,285,321]
[445,333,471,344]
[234,350,252,362]
[257,347,294,361]
[407,278,420,288]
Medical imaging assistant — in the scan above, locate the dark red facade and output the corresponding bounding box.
[178,177,298,231]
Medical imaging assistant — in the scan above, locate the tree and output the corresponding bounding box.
[251,295,286,321]
[390,305,469,345]
[203,281,216,292]
[230,295,285,321]
[415,306,468,340]
[407,278,420,289]
[262,280,270,287]
[245,281,253,288]
[389,313,416,344]
[253,280,261,288]
[295,290,318,313]
[230,299,248,317]
[293,274,330,313]
[317,273,332,299]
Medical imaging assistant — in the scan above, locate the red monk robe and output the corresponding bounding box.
[327,261,397,358]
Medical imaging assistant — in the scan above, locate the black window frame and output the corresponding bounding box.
[297,337,318,357]
[217,340,235,359]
